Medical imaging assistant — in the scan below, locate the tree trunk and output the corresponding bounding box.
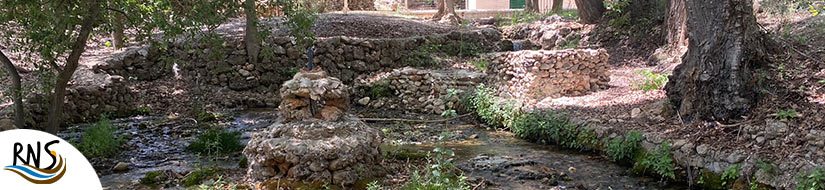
[111,14,125,49]
[45,0,100,133]
[551,0,564,12]
[0,50,24,128]
[665,0,687,53]
[574,0,605,24]
[244,0,260,65]
[431,0,460,24]
[526,0,539,13]
[664,0,773,123]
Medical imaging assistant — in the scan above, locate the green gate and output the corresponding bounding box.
[510,0,525,9]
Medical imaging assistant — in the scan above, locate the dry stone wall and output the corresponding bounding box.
[95,29,503,96]
[26,76,135,125]
[383,67,486,113]
[488,49,610,101]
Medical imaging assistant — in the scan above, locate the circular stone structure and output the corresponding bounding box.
[244,67,383,186]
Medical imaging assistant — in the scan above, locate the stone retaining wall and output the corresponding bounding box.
[26,76,136,125]
[95,29,503,95]
[384,67,485,113]
[488,49,610,100]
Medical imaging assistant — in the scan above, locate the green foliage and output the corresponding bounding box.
[636,142,676,180]
[140,171,164,185]
[605,0,632,28]
[367,181,383,190]
[279,0,318,49]
[558,34,581,49]
[191,102,222,123]
[811,4,824,16]
[632,69,669,92]
[279,67,301,76]
[369,83,394,98]
[404,44,442,67]
[134,105,152,115]
[797,167,825,190]
[758,160,776,175]
[401,147,470,190]
[776,109,799,120]
[469,84,523,129]
[468,59,489,71]
[187,129,243,156]
[721,164,741,187]
[182,168,218,187]
[78,116,122,158]
[606,131,643,163]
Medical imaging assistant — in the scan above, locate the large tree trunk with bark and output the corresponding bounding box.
[665,0,687,53]
[574,0,605,24]
[0,50,24,128]
[245,0,260,65]
[664,0,773,123]
[431,0,459,24]
[551,0,564,12]
[45,1,100,133]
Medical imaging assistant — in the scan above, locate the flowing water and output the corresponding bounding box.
[63,110,685,189]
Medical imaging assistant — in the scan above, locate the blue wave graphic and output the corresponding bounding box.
[4,165,56,179]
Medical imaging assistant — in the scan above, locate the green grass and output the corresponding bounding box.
[77,116,123,158]
[721,164,741,187]
[632,69,669,92]
[186,129,243,156]
[400,147,470,190]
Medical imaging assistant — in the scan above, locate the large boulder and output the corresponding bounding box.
[243,116,383,186]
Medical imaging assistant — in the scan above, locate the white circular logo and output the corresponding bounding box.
[0,129,102,189]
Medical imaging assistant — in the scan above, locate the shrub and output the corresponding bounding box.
[78,116,122,158]
[606,131,643,163]
[187,129,243,156]
[721,164,741,187]
[776,109,799,120]
[635,142,676,180]
[401,147,470,190]
[797,167,825,190]
[469,84,523,129]
[632,69,669,92]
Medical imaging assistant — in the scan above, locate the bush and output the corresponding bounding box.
[606,131,643,163]
[187,129,243,156]
[635,142,676,180]
[721,164,741,187]
[401,147,470,190]
[78,116,122,158]
[632,69,669,92]
[797,166,825,190]
[469,84,523,129]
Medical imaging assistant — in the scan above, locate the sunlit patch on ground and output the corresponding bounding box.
[537,66,666,109]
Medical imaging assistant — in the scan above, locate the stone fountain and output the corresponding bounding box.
[243,67,383,186]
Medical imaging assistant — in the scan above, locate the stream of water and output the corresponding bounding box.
[62,110,686,189]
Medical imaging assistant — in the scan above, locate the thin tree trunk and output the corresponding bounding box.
[0,50,24,128]
[111,14,125,49]
[244,0,260,65]
[574,0,605,24]
[45,0,100,133]
[664,0,773,122]
[432,0,446,20]
[665,0,687,53]
[551,0,564,12]
[431,0,459,23]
